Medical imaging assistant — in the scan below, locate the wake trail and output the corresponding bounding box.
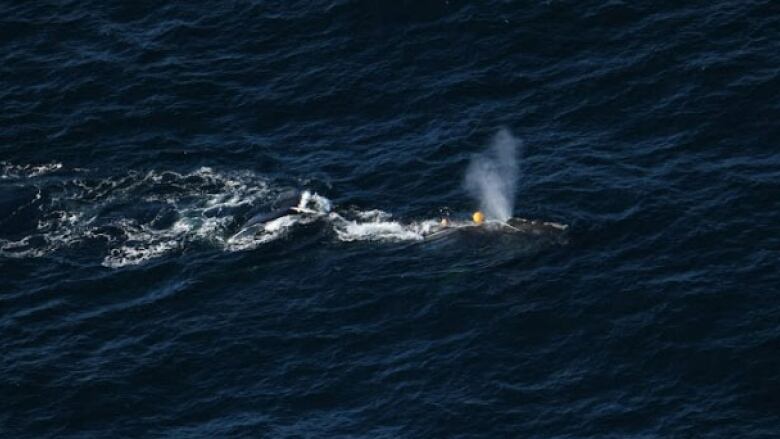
[1,160,566,268]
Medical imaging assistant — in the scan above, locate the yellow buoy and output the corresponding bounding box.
[472,211,485,225]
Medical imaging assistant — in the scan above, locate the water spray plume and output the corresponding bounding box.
[464,129,521,222]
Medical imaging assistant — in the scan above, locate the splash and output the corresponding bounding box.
[225,190,332,251]
[296,190,332,214]
[332,213,440,242]
[464,129,521,222]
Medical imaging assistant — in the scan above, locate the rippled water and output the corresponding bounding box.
[2,1,779,437]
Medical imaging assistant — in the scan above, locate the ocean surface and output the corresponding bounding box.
[2,1,779,437]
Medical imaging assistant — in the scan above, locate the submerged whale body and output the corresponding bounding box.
[228,190,333,243]
[505,217,568,234]
[425,216,567,241]
[228,191,303,241]
[227,188,566,246]
[243,191,301,228]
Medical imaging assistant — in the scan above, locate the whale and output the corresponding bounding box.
[504,217,568,234]
[229,191,303,240]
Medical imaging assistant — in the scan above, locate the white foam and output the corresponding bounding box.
[0,237,49,258]
[296,190,332,213]
[223,191,332,252]
[0,163,566,266]
[331,210,444,242]
[0,161,63,179]
[224,214,300,251]
[355,209,392,221]
[334,220,424,242]
[0,165,278,266]
[102,239,181,268]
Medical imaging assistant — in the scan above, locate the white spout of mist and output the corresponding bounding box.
[464,129,521,222]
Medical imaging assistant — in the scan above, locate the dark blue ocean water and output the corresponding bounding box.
[2,1,779,437]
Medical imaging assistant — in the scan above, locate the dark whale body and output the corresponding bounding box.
[244,191,301,226]
[243,206,297,228]
[506,217,568,234]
